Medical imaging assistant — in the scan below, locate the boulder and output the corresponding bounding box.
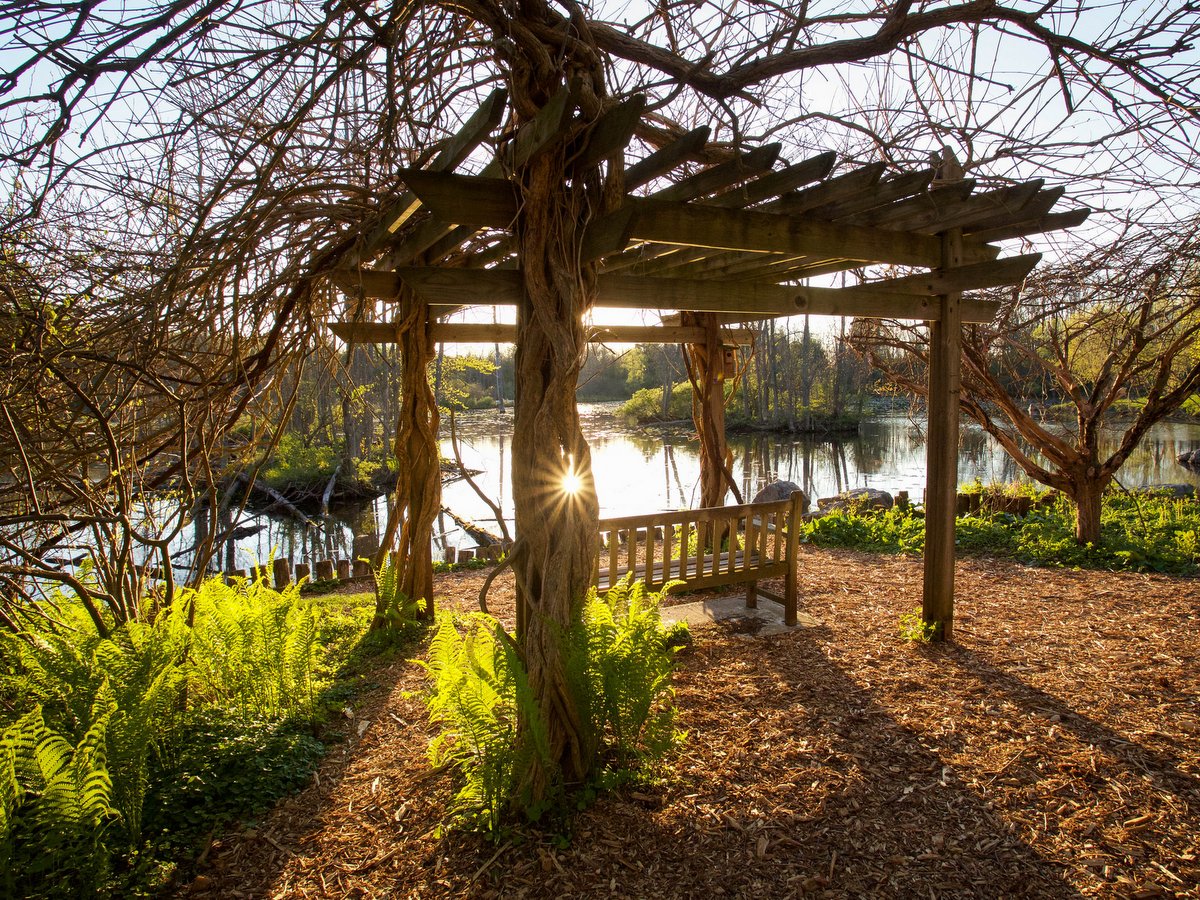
[817,488,894,513]
[751,480,809,513]
[1178,449,1200,468]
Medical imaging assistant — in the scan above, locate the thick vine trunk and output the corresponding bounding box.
[510,145,601,800]
[684,312,737,510]
[372,299,440,628]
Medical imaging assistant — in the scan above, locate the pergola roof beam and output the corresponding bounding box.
[627,197,954,268]
[839,178,982,231]
[954,186,1066,234]
[329,320,756,346]
[379,88,508,239]
[570,94,647,171]
[703,152,836,208]
[398,170,999,270]
[650,143,781,202]
[855,253,1043,296]
[379,87,577,267]
[774,163,886,214]
[624,175,996,281]
[499,80,576,170]
[371,267,1000,322]
[801,168,936,221]
[598,154,842,276]
[601,153,837,273]
[624,126,711,190]
[967,208,1091,243]
[399,170,515,227]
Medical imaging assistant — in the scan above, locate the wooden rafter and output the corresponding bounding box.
[328,320,755,345]
[330,97,1089,340]
[624,126,711,190]
[332,266,1001,322]
[649,143,781,202]
[704,152,837,208]
[397,169,1002,269]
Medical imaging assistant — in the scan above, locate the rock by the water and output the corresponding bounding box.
[817,488,894,513]
[751,480,809,513]
[1178,449,1200,469]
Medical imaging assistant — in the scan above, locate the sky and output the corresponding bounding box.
[3,0,1198,352]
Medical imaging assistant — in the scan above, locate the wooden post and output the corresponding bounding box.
[337,559,351,581]
[352,558,371,578]
[922,226,963,641]
[783,490,803,627]
[315,559,335,581]
[444,546,458,564]
[295,563,311,583]
[272,558,291,590]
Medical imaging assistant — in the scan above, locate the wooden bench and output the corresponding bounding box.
[594,492,804,627]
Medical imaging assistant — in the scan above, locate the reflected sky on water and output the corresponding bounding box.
[219,404,1200,571]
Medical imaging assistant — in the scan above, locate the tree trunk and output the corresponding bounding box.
[1071,476,1104,545]
[509,143,601,803]
[781,321,796,429]
[768,318,781,420]
[493,307,505,411]
[831,317,846,419]
[372,299,440,628]
[800,315,812,430]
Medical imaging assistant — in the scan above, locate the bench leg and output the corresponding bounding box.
[784,567,797,627]
[746,581,757,610]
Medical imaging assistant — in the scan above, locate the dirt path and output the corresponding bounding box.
[185,548,1200,898]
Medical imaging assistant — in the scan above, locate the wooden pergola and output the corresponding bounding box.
[330,86,1087,639]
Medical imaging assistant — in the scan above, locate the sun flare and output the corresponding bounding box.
[562,470,583,495]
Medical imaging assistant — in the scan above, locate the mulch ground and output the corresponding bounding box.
[184,548,1200,898]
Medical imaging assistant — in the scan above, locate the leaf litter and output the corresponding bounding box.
[182,548,1200,898]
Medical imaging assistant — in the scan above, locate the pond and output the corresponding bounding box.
[210,404,1200,574]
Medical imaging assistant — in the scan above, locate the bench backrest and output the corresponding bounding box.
[594,492,804,585]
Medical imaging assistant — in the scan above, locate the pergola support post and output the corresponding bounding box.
[922,227,964,641]
[372,298,440,627]
[684,312,738,511]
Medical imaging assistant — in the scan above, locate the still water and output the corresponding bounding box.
[225,404,1200,572]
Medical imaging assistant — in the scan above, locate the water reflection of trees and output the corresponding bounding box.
[211,417,1200,571]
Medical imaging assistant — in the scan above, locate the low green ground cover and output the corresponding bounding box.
[803,489,1200,575]
[0,578,391,898]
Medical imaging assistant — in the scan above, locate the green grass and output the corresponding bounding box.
[803,489,1200,575]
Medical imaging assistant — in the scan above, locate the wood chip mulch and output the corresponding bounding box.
[182,548,1200,899]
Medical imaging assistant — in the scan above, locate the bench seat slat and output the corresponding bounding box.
[596,550,788,592]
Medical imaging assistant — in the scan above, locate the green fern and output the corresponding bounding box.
[567,577,685,771]
[373,555,426,631]
[183,577,320,723]
[421,613,553,834]
[1,705,120,896]
[421,581,686,835]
